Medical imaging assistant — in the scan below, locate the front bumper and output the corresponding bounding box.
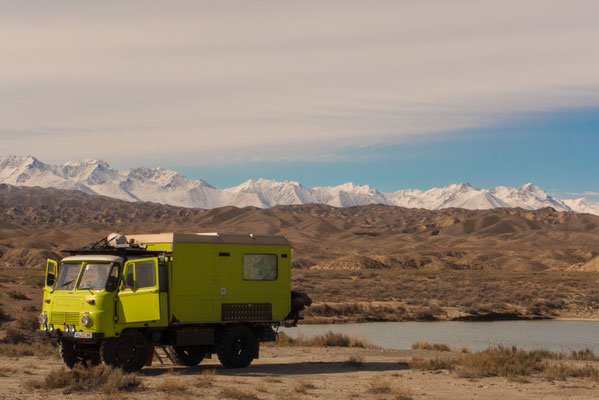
[37,329,105,340]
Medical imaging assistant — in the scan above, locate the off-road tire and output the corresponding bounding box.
[100,330,148,372]
[60,340,99,369]
[216,325,255,369]
[168,345,205,367]
[59,339,78,369]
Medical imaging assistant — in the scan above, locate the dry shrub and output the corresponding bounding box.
[156,378,188,393]
[411,341,450,351]
[0,340,56,357]
[570,349,598,361]
[254,382,269,393]
[459,346,471,354]
[25,304,39,312]
[409,357,457,371]
[367,377,393,394]
[0,367,16,377]
[544,363,599,381]
[274,331,369,348]
[29,365,141,394]
[0,305,11,323]
[273,331,296,346]
[17,314,40,330]
[23,273,45,288]
[345,354,364,367]
[8,291,30,300]
[1,327,29,344]
[195,368,216,388]
[458,346,544,378]
[366,376,412,398]
[220,387,260,400]
[293,378,316,394]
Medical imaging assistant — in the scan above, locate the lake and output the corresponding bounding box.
[280,320,599,353]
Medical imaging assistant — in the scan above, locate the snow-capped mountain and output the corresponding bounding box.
[1,155,598,215]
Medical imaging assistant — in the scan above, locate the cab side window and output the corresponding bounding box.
[124,261,157,289]
[135,261,157,288]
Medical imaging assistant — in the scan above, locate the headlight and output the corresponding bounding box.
[81,313,91,328]
[39,313,48,325]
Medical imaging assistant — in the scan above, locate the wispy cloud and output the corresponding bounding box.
[567,192,599,197]
[1,1,599,165]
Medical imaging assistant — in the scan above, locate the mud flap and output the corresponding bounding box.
[145,344,154,366]
[253,340,260,359]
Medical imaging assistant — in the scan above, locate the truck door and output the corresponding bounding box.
[43,259,58,302]
[116,258,161,323]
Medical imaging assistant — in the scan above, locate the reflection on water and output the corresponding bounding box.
[281,320,599,353]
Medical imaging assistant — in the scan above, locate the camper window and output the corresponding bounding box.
[242,254,278,281]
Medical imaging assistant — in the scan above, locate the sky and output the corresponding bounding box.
[1,1,598,198]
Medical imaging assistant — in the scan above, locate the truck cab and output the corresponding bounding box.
[40,233,310,371]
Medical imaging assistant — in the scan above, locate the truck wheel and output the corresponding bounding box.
[216,325,255,368]
[100,331,148,372]
[168,345,205,367]
[59,339,81,369]
[60,340,98,368]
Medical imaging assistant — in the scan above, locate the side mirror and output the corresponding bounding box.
[106,276,118,292]
[46,273,55,287]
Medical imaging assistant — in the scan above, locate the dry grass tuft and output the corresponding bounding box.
[1,327,29,344]
[569,349,599,361]
[367,377,394,394]
[17,314,40,331]
[194,368,216,388]
[274,331,370,348]
[156,378,189,393]
[0,367,16,377]
[254,382,269,393]
[458,346,544,378]
[220,387,261,400]
[293,378,316,394]
[544,363,599,381]
[0,340,56,357]
[411,341,451,352]
[0,305,11,323]
[366,376,412,399]
[409,357,457,371]
[29,365,142,394]
[345,354,364,367]
[8,291,30,300]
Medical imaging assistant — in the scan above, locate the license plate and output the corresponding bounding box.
[74,331,93,339]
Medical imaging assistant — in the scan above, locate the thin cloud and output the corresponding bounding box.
[1,1,599,164]
[567,192,599,197]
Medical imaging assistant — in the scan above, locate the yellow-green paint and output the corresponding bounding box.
[41,238,292,338]
[116,258,161,323]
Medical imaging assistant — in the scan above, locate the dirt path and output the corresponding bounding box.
[1,346,598,400]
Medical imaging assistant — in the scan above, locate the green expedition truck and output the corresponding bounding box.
[39,232,310,371]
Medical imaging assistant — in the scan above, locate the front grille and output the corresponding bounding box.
[50,311,80,326]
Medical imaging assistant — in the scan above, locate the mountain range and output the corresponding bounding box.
[1,155,598,215]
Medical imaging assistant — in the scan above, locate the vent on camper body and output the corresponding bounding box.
[221,303,272,321]
[219,252,230,257]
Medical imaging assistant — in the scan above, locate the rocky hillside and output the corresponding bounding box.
[2,184,599,271]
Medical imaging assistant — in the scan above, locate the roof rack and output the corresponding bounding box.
[62,248,167,257]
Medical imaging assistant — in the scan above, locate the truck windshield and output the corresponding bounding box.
[78,263,113,290]
[53,262,83,291]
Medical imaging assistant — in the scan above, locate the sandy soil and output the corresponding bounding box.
[1,346,598,400]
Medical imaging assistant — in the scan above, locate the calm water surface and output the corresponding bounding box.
[281,320,599,353]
